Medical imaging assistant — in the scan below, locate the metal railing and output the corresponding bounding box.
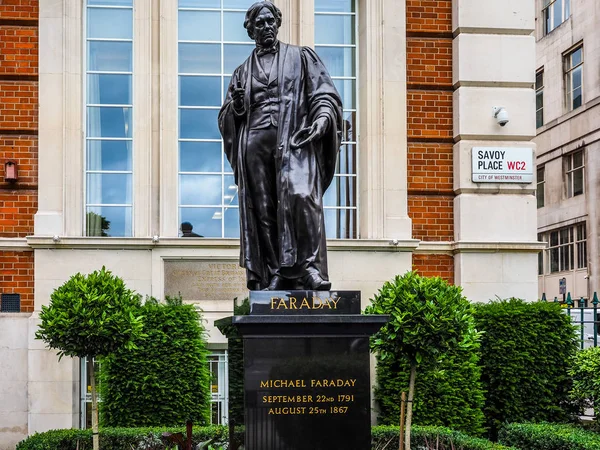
[543,292,600,349]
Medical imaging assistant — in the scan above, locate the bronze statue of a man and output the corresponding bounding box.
[218,1,343,291]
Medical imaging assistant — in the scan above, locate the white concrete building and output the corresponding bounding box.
[535,0,600,302]
[0,0,539,447]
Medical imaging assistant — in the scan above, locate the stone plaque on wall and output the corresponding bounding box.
[164,260,247,301]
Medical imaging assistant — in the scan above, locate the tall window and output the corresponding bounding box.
[315,0,358,239]
[536,165,545,208]
[177,0,254,238]
[544,223,587,274]
[565,46,583,111]
[538,233,544,275]
[85,0,134,237]
[566,149,584,198]
[208,352,228,425]
[536,70,544,128]
[543,0,570,35]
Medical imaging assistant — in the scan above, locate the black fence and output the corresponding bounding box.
[543,292,600,349]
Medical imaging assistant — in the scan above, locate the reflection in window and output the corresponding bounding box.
[315,0,358,239]
[565,46,583,112]
[178,0,254,238]
[543,0,570,35]
[85,0,133,237]
[566,149,584,198]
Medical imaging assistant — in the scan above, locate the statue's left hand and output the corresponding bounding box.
[290,117,329,150]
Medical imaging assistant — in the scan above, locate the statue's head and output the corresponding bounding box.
[244,1,282,47]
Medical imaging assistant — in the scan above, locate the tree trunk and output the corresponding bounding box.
[405,363,417,450]
[88,356,99,450]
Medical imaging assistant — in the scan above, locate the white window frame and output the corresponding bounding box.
[576,223,587,269]
[564,45,583,112]
[208,351,229,425]
[543,0,570,35]
[566,149,584,198]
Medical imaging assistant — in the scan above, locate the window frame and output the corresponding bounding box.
[542,223,587,275]
[564,45,583,112]
[543,0,570,35]
[536,165,545,208]
[535,69,544,128]
[565,149,584,198]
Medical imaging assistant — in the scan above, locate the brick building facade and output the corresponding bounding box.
[0,0,538,447]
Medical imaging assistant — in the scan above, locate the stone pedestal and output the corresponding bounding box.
[218,290,387,450]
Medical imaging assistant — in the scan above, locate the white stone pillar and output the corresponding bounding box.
[452,0,543,301]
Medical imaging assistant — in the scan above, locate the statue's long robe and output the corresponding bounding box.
[218,43,343,288]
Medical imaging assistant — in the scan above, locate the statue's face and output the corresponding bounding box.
[253,7,278,47]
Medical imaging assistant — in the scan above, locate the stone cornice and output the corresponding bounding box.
[0,238,30,251]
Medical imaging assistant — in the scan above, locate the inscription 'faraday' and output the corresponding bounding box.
[270,296,340,310]
[260,378,356,388]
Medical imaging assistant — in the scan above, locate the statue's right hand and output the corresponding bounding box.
[231,81,245,112]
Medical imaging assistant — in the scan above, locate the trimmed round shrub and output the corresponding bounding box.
[100,296,211,427]
[474,299,579,439]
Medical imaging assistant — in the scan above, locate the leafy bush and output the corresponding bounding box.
[100,296,211,427]
[17,425,515,450]
[498,422,600,450]
[569,347,600,417]
[366,272,482,448]
[374,343,485,436]
[473,299,578,439]
[15,426,231,450]
[372,425,518,450]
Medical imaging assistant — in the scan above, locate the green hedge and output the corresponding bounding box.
[99,296,211,427]
[499,423,600,450]
[17,425,515,450]
[473,299,578,439]
[15,426,231,450]
[374,344,485,436]
[374,426,519,449]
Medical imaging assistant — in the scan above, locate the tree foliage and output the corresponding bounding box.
[365,271,480,449]
[35,266,143,359]
[473,298,578,439]
[569,346,600,418]
[100,296,211,427]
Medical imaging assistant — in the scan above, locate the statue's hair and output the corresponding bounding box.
[243,1,282,40]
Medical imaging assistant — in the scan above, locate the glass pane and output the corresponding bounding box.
[87,173,132,204]
[179,108,220,139]
[180,174,222,205]
[537,166,544,182]
[337,144,356,174]
[536,72,543,89]
[315,0,355,13]
[224,207,240,238]
[180,141,222,172]
[550,247,559,272]
[223,175,238,205]
[315,46,355,78]
[544,8,551,34]
[550,231,558,247]
[565,0,571,18]
[333,78,355,109]
[536,91,543,110]
[342,111,356,142]
[88,41,132,72]
[572,67,582,89]
[86,206,132,237]
[572,86,582,109]
[223,76,232,98]
[324,208,357,239]
[315,15,355,45]
[87,74,132,105]
[573,151,583,168]
[223,0,254,8]
[560,228,569,244]
[553,0,562,28]
[572,48,582,66]
[180,76,221,106]
[87,107,132,138]
[179,43,221,74]
[224,12,252,42]
[577,223,585,240]
[223,44,254,73]
[87,140,132,171]
[180,207,222,238]
[323,176,356,207]
[179,10,221,41]
[573,168,583,196]
[87,8,132,39]
[536,109,543,129]
[89,0,132,5]
[536,185,544,208]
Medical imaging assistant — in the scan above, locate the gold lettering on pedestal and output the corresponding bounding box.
[269,297,341,310]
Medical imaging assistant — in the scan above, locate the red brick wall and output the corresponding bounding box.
[0,251,34,311]
[407,0,454,280]
[412,254,453,284]
[0,0,38,313]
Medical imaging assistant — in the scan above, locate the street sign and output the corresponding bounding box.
[559,277,567,295]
